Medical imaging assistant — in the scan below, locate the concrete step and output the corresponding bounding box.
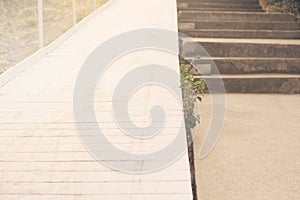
[185,58,300,74]
[182,38,300,58]
[178,2,262,10]
[197,74,300,94]
[178,0,260,5]
[178,11,296,22]
[179,20,300,30]
[180,29,300,39]
[179,7,264,12]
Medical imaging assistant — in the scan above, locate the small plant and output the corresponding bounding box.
[260,0,300,15]
[23,16,38,27]
[180,57,206,129]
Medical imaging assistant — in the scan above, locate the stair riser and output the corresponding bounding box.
[180,8,263,12]
[178,2,261,9]
[180,0,259,4]
[189,59,300,74]
[215,60,300,74]
[179,23,195,29]
[180,30,300,39]
[182,42,300,58]
[194,21,299,30]
[179,21,300,30]
[179,12,296,22]
[199,77,300,94]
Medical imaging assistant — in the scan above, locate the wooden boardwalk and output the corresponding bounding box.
[0,0,193,199]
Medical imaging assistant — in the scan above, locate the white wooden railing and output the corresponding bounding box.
[37,0,98,49]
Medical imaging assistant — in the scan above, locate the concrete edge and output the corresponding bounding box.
[176,2,198,199]
[0,0,116,88]
[296,15,300,23]
[181,37,300,45]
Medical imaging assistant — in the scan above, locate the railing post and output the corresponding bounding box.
[72,0,77,25]
[37,0,44,49]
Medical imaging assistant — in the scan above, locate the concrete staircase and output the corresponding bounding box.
[178,0,300,93]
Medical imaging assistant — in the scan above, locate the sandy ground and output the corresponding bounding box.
[194,94,300,200]
[0,0,106,73]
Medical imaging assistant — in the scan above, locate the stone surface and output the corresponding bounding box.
[179,11,296,22]
[179,0,259,4]
[199,74,300,94]
[178,1,300,39]
[194,58,300,74]
[178,0,300,93]
[181,29,300,39]
[194,94,300,199]
[178,3,262,10]
[179,21,300,30]
[183,39,300,58]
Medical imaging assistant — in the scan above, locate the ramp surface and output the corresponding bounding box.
[0,0,193,199]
